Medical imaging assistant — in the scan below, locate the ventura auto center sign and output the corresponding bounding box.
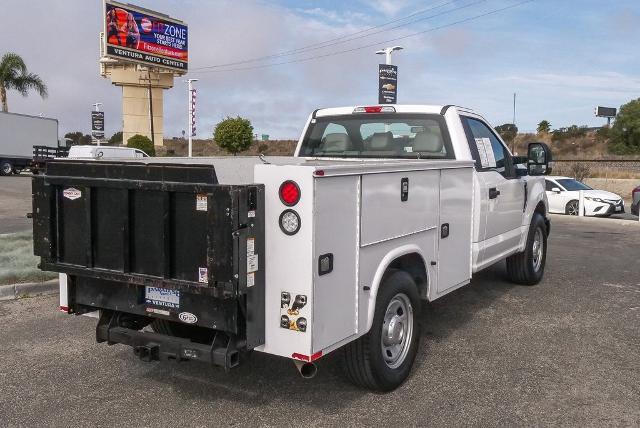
[103,0,188,71]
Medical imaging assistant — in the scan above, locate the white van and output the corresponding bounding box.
[67,145,149,159]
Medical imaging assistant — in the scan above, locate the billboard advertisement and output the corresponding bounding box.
[378,64,398,104]
[104,1,188,71]
[91,111,105,140]
[595,106,617,118]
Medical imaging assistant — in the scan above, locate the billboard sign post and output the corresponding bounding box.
[595,106,617,127]
[91,111,105,142]
[103,0,188,72]
[378,64,398,104]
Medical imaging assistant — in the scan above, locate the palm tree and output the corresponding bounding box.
[0,52,48,112]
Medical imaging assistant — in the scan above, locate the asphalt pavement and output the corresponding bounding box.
[0,175,32,234]
[0,216,638,427]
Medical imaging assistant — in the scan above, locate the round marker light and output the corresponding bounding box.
[279,209,301,235]
[279,180,301,206]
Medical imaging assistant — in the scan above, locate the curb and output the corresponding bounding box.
[549,213,640,227]
[0,279,58,301]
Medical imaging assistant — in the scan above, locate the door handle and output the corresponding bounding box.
[489,187,500,199]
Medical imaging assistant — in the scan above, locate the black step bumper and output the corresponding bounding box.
[97,312,241,370]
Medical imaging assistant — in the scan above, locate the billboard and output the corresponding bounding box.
[595,106,616,118]
[378,64,398,104]
[103,1,188,71]
[91,111,105,140]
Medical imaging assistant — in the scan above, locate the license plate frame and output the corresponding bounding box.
[145,286,180,309]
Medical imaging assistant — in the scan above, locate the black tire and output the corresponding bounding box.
[0,160,13,176]
[342,269,421,392]
[565,200,579,216]
[506,213,548,285]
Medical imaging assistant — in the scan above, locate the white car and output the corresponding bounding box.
[545,176,624,216]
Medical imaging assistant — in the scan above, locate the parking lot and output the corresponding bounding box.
[0,175,638,426]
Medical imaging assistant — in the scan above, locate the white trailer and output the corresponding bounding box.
[33,104,553,391]
[0,111,59,175]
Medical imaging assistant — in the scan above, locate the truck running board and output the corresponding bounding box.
[96,311,241,370]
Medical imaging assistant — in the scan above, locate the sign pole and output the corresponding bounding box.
[187,79,198,157]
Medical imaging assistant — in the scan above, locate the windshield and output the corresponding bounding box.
[298,113,453,159]
[557,179,592,191]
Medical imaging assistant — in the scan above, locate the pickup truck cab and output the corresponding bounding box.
[32,104,553,392]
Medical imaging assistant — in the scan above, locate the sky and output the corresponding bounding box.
[1,0,639,140]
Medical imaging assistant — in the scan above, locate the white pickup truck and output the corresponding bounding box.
[32,104,553,392]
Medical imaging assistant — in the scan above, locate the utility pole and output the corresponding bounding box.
[187,79,198,157]
[513,92,517,125]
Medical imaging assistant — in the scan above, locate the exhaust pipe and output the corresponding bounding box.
[293,359,317,379]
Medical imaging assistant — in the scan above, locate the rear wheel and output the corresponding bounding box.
[342,269,420,392]
[565,200,579,216]
[0,160,13,176]
[506,213,548,285]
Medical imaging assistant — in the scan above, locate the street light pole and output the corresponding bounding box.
[187,79,198,157]
[92,103,103,146]
[375,46,403,65]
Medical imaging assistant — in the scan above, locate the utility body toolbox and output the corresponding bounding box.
[32,160,265,368]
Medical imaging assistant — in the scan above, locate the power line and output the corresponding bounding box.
[191,0,477,70]
[190,0,533,75]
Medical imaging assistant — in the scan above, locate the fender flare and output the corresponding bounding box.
[363,244,430,333]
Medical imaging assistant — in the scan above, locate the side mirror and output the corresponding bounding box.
[527,142,553,176]
[551,187,561,193]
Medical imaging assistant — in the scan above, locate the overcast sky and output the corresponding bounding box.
[1,0,639,139]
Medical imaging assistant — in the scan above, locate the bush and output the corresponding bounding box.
[127,134,155,156]
[551,125,588,142]
[109,131,123,145]
[608,98,640,154]
[555,162,592,182]
[214,116,254,155]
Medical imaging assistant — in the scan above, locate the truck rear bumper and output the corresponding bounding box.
[97,310,241,370]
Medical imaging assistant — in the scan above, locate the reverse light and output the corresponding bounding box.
[280,209,301,235]
[353,106,396,114]
[279,180,301,206]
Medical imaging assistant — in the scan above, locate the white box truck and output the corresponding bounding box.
[32,104,553,391]
[0,111,60,175]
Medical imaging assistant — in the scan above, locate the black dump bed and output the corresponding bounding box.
[32,160,265,364]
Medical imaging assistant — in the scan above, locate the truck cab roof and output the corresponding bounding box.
[314,104,476,117]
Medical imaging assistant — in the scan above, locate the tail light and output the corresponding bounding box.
[279,209,301,235]
[353,106,396,113]
[279,180,300,206]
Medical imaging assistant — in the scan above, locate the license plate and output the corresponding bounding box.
[145,286,180,309]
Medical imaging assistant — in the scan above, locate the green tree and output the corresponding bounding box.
[537,120,551,134]
[609,98,640,154]
[494,123,518,143]
[0,52,48,112]
[127,134,155,156]
[214,116,254,155]
[64,131,92,146]
[108,131,123,145]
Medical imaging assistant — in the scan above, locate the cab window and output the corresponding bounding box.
[461,117,512,177]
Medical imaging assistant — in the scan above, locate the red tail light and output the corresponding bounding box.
[279,181,300,206]
[353,106,396,113]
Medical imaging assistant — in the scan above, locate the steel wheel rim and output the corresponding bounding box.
[568,201,579,215]
[532,228,543,272]
[381,293,413,369]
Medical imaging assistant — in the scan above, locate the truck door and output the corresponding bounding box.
[461,116,525,264]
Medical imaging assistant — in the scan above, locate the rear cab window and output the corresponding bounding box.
[298,113,454,159]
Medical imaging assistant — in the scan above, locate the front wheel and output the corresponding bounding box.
[506,213,548,285]
[0,160,13,176]
[342,270,420,392]
[565,200,579,216]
